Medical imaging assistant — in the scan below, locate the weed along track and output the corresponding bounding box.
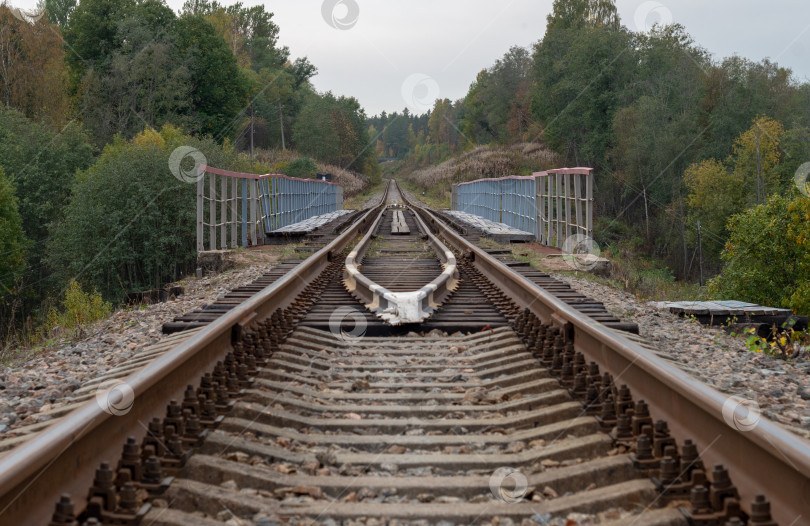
[0,181,806,525]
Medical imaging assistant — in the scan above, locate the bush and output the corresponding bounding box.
[46,281,112,337]
[405,143,559,207]
[49,125,239,301]
[283,157,318,179]
[708,193,810,314]
[253,148,369,199]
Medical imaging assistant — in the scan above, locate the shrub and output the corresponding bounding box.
[253,149,369,198]
[283,157,318,179]
[405,143,559,207]
[49,125,239,301]
[708,193,810,314]
[46,281,112,337]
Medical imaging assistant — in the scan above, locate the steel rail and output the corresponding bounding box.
[404,193,810,526]
[0,185,390,526]
[343,181,459,325]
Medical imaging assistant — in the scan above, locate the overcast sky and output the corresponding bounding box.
[268,0,810,116]
[15,0,810,116]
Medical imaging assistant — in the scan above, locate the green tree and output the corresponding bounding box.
[530,7,634,168]
[382,111,409,157]
[63,0,135,80]
[546,0,620,30]
[81,8,192,144]
[462,46,532,144]
[175,14,247,136]
[0,109,94,308]
[181,0,288,71]
[0,167,27,298]
[730,115,785,204]
[49,126,238,300]
[709,194,810,314]
[0,109,93,250]
[605,25,709,258]
[698,57,796,161]
[0,166,28,339]
[683,158,746,258]
[428,98,464,148]
[43,0,77,30]
[239,65,297,150]
[292,91,372,172]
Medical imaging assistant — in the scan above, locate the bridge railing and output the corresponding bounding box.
[196,166,343,252]
[451,167,593,248]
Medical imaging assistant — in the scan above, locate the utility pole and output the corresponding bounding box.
[250,102,254,160]
[679,195,687,277]
[755,133,765,204]
[697,219,704,287]
[642,186,649,239]
[279,101,286,150]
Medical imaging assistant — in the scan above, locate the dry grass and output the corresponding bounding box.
[252,149,369,198]
[344,178,387,210]
[404,143,559,207]
[316,163,368,198]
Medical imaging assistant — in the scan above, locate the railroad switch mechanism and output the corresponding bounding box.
[343,189,459,324]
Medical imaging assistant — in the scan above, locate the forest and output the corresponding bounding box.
[0,0,377,348]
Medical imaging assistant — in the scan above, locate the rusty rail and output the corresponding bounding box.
[2,179,808,525]
[404,192,810,526]
[0,186,389,525]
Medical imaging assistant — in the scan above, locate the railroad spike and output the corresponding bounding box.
[611,413,634,442]
[653,420,677,458]
[87,461,117,512]
[749,495,778,526]
[616,384,634,415]
[710,464,740,511]
[631,434,659,472]
[632,400,653,435]
[142,418,167,458]
[597,393,617,430]
[164,400,185,438]
[182,385,201,416]
[116,437,143,487]
[690,484,713,513]
[49,494,78,526]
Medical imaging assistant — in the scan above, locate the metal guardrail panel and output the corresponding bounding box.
[452,169,593,248]
[196,167,344,251]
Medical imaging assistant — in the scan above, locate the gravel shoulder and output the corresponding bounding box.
[550,271,810,440]
[0,245,293,436]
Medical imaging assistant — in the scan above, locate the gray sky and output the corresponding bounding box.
[269,0,810,116]
[15,0,810,116]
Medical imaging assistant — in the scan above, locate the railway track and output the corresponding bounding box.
[0,180,807,525]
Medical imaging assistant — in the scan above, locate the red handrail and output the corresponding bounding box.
[200,165,340,186]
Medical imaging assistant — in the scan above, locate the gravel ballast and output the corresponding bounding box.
[0,255,283,437]
[553,273,810,440]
